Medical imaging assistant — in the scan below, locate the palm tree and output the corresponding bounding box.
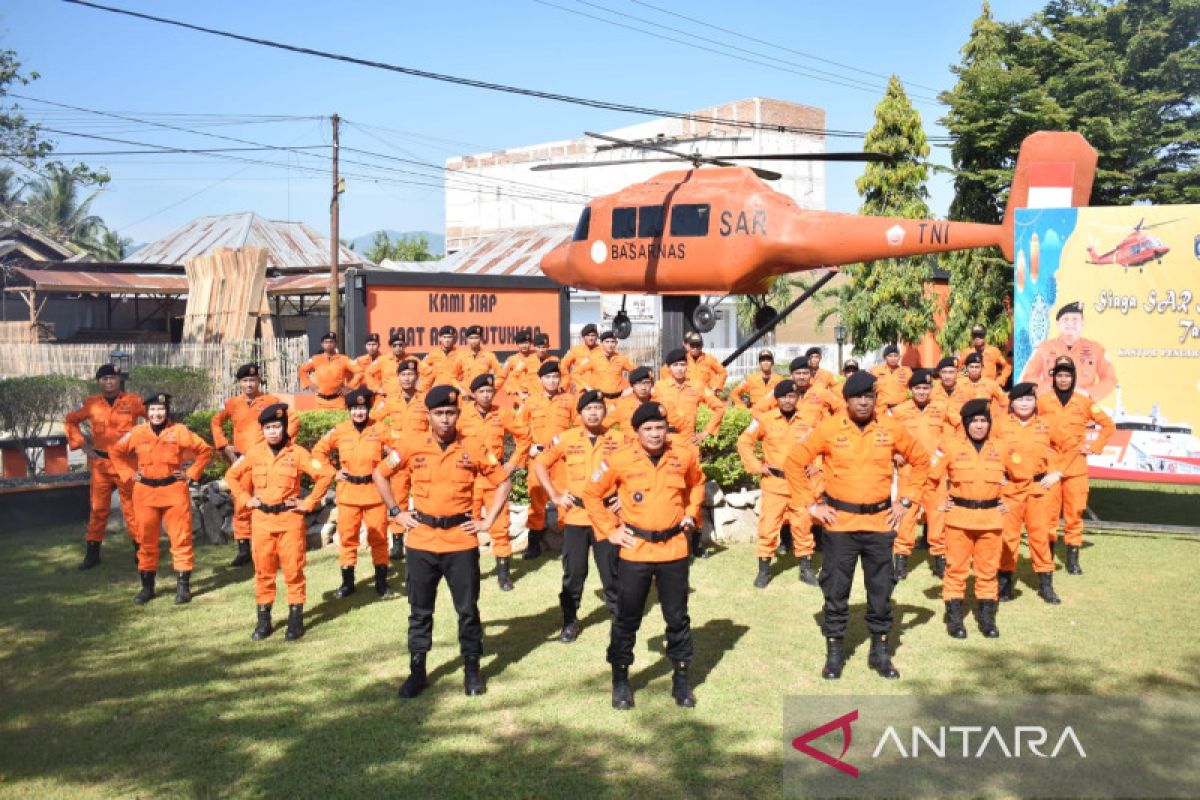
[21,164,106,253]
[94,228,131,261]
[0,167,25,220]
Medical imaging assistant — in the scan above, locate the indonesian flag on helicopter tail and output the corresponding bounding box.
[1026,162,1076,208]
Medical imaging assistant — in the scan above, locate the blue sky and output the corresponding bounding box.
[3,0,1046,246]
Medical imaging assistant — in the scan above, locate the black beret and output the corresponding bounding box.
[258,402,288,425]
[364,333,380,344]
[344,387,374,408]
[95,364,119,379]
[842,359,859,372]
[235,363,260,380]
[437,325,457,337]
[388,331,404,345]
[665,348,687,365]
[758,349,774,362]
[321,332,337,342]
[533,333,550,346]
[882,344,900,357]
[805,347,822,359]
[599,329,617,341]
[960,398,991,422]
[470,373,495,392]
[514,329,532,344]
[537,359,561,376]
[1056,301,1083,320]
[144,392,171,408]
[1050,355,1076,374]
[842,371,877,399]
[936,356,958,371]
[630,401,667,429]
[1009,382,1038,402]
[425,385,460,410]
[788,356,810,372]
[580,323,598,337]
[963,352,983,365]
[684,331,703,345]
[774,379,797,398]
[397,358,419,373]
[577,389,606,412]
[629,366,653,384]
[908,369,933,388]
[464,325,483,337]
[971,324,987,336]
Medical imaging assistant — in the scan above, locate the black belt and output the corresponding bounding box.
[414,511,471,529]
[626,523,683,543]
[1032,472,1047,482]
[950,496,1001,509]
[767,466,786,478]
[318,391,342,400]
[342,473,374,485]
[140,476,180,487]
[92,449,110,459]
[258,502,294,514]
[823,494,891,514]
[601,391,622,399]
[668,426,680,434]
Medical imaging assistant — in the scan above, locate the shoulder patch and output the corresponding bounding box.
[118,432,131,444]
[1091,405,1102,415]
[312,458,323,470]
[386,451,402,468]
[745,419,759,433]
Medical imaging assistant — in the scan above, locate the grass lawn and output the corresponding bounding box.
[1,524,1198,798]
[1087,480,1200,527]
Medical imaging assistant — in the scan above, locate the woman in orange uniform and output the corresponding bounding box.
[110,393,212,606]
[226,404,335,641]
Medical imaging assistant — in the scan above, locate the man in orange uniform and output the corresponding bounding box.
[786,372,929,681]
[870,345,913,410]
[958,324,1012,385]
[365,332,408,398]
[559,323,600,390]
[534,390,624,641]
[420,326,464,392]
[610,366,684,439]
[298,333,359,409]
[532,333,557,377]
[1038,355,1115,575]
[994,382,1062,604]
[583,401,706,710]
[458,325,502,395]
[738,380,818,587]
[66,363,145,570]
[352,333,381,388]
[212,363,300,568]
[458,373,530,591]
[110,393,212,606]
[806,347,837,393]
[754,357,842,415]
[497,329,538,397]
[657,332,727,392]
[730,350,782,409]
[522,359,576,559]
[927,399,1016,639]
[371,358,427,560]
[889,370,951,580]
[1021,301,1117,401]
[372,385,514,698]
[313,388,396,600]
[227,404,334,641]
[961,352,1008,415]
[575,329,635,399]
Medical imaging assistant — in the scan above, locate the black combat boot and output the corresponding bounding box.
[821,637,845,680]
[495,557,514,592]
[463,656,486,696]
[558,618,581,643]
[1037,572,1062,605]
[398,653,428,699]
[867,633,900,679]
[690,529,709,559]
[174,571,192,605]
[333,566,356,599]
[753,557,771,589]
[671,662,696,708]
[977,599,1000,638]
[1066,545,1083,575]
[932,555,946,578]
[893,554,909,582]
[374,565,395,598]
[389,534,405,561]
[798,556,818,586]
[611,664,634,710]
[133,571,156,605]
[523,529,544,560]
[998,571,1014,601]
[229,538,252,567]
[251,604,273,640]
[284,604,305,641]
[79,540,101,571]
[944,599,967,639]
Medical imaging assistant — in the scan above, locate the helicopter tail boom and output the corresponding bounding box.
[1000,131,1098,261]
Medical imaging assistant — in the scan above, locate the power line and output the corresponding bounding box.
[0,145,327,156]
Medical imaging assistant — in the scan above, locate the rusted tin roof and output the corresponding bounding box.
[8,267,343,297]
[380,226,570,278]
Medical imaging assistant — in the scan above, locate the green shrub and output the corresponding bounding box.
[182,410,229,481]
[509,468,529,506]
[0,375,91,474]
[125,366,212,418]
[697,405,754,492]
[296,410,347,450]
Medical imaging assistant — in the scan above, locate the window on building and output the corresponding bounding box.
[638,205,666,238]
[612,207,637,240]
[572,207,591,242]
[670,204,711,237]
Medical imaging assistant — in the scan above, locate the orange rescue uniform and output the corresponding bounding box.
[524,389,576,531]
[458,402,530,557]
[889,398,952,556]
[576,350,636,396]
[419,347,464,392]
[1021,336,1116,402]
[730,371,783,409]
[958,344,1011,385]
[364,352,407,397]
[352,354,377,388]
[653,378,725,438]
[658,351,727,393]
[737,408,816,558]
[994,414,1058,574]
[559,342,600,390]
[65,392,146,543]
[212,393,300,541]
[869,364,914,409]
[459,348,502,392]
[1037,390,1115,547]
[313,420,390,567]
[497,351,540,396]
[298,353,358,409]
[535,426,624,528]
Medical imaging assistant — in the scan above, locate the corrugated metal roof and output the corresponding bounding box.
[8,267,343,297]
[123,212,369,270]
[379,226,570,278]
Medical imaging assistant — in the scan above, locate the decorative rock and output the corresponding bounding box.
[709,505,758,545]
[703,480,724,508]
[724,488,760,510]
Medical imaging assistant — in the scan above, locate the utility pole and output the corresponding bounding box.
[329,113,341,342]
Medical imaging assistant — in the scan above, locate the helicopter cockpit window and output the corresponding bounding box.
[612,207,637,239]
[670,204,710,237]
[638,206,666,238]
[572,208,591,242]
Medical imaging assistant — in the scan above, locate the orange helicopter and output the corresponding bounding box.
[538,131,1096,337]
[1086,218,1176,272]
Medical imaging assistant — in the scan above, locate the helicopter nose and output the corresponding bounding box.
[540,242,571,285]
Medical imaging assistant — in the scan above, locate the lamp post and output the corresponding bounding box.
[834,323,846,370]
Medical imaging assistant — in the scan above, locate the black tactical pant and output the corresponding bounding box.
[607,556,692,666]
[560,524,619,622]
[818,531,896,638]
[406,547,482,657]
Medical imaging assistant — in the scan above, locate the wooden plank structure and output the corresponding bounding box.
[182,247,272,344]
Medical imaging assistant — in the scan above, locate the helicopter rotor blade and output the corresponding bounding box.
[530,157,686,171]
[585,131,699,163]
[718,152,896,163]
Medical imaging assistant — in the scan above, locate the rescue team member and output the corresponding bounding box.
[958,324,1012,385]
[531,333,556,382]
[870,345,913,410]
[960,352,1008,417]
[559,323,600,390]
[420,325,463,392]
[756,358,842,416]
[458,373,530,591]
[298,333,359,410]
[583,401,706,710]
[365,332,408,398]
[352,333,381,387]
[932,356,962,428]
[313,388,395,600]
[1038,355,1115,575]
[65,364,145,570]
[658,332,727,392]
[110,394,213,606]
[654,348,725,558]
[737,380,818,588]
[610,366,686,439]
[575,330,635,399]
[533,390,623,641]
[806,347,837,393]
[786,372,929,681]
[730,349,782,410]
[226,404,334,641]
[522,360,576,559]
[889,370,950,581]
[211,363,299,568]
[994,382,1062,605]
[497,329,538,397]
[372,358,428,560]
[927,399,1015,639]
[840,359,859,382]
[372,385,514,699]
[1021,301,1117,402]
[458,325,502,395]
